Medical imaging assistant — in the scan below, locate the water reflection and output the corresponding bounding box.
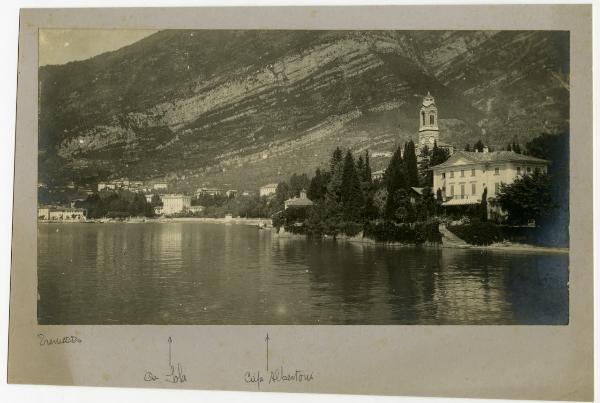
[38,223,569,325]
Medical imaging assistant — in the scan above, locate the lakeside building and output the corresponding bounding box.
[196,187,225,197]
[371,169,385,181]
[189,206,204,214]
[38,206,87,221]
[284,190,314,210]
[161,194,192,215]
[260,183,278,197]
[417,92,455,156]
[152,182,168,191]
[431,149,549,217]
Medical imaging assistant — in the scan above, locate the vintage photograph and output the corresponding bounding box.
[37,29,570,325]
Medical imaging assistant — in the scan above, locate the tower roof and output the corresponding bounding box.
[422,91,435,107]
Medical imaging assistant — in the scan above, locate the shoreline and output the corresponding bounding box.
[38,217,273,227]
[273,229,569,254]
[38,220,568,254]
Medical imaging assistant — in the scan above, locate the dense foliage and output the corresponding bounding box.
[75,190,154,218]
[496,171,555,225]
[363,221,442,244]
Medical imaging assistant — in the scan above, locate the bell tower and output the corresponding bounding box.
[418,91,439,148]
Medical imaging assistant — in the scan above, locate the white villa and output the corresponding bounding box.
[284,190,314,210]
[161,194,192,215]
[431,149,549,210]
[259,183,278,197]
[38,206,87,221]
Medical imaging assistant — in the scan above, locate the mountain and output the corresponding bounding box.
[38,30,569,191]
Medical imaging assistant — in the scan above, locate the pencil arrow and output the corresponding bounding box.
[168,336,172,367]
[265,333,270,371]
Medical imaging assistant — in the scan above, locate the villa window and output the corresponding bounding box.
[494,167,500,175]
[450,171,454,178]
[471,169,475,176]
[430,115,435,125]
[460,170,464,177]
[441,172,445,179]
[460,184,465,198]
[471,183,476,195]
[422,111,426,126]
[450,185,454,197]
[517,167,521,175]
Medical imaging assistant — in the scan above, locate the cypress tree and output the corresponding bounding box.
[480,187,488,221]
[384,146,407,219]
[513,141,521,154]
[363,150,372,184]
[307,168,330,202]
[474,140,484,152]
[340,151,364,222]
[356,155,364,178]
[403,140,419,187]
[330,147,343,174]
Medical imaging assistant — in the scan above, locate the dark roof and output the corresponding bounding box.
[431,151,549,169]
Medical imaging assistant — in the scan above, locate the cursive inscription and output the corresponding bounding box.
[144,371,159,382]
[165,363,187,384]
[38,333,82,346]
[244,370,264,390]
[143,336,187,384]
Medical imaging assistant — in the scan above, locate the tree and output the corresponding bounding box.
[391,189,416,223]
[512,141,521,154]
[271,182,290,214]
[151,193,162,207]
[330,147,343,173]
[362,150,372,184]
[430,140,450,166]
[289,173,310,197]
[497,172,555,225]
[479,187,488,221]
[340,151,364,222]
[403,140,419,187]
[474,140,485,152]
[384,146,407,219]
[307,168,330,202]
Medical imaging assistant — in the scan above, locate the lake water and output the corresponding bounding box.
[37,222,569,325]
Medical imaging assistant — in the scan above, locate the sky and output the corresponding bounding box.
[39,29,158,66]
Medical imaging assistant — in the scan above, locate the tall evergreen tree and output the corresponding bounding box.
[324,148,345,225]
[356,155,364,177]
[340,151,364,222]
[384,146,407,219]
[480,187,488,222]
[307,168,330,202]
[403,140,419,187]
[513,141,521,154]
[330,147,343,174]
[474,140,485,152]
[363,150,372,184]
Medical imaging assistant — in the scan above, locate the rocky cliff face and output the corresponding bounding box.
[39,30,569,191]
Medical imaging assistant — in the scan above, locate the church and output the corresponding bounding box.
[417,91,455,156]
